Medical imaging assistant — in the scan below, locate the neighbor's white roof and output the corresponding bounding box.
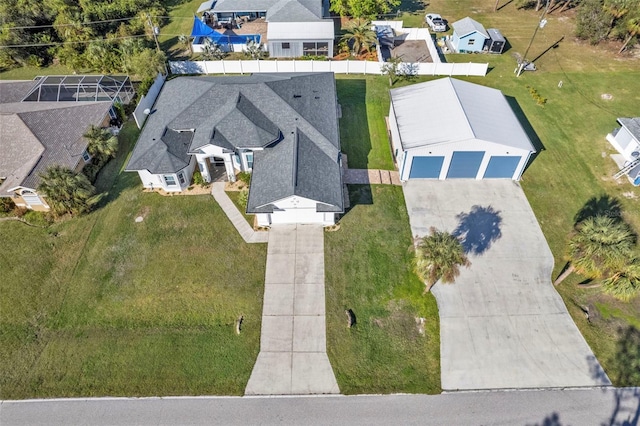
[267,21,334,40]
[197,0,215,13]
[390,77,535,152]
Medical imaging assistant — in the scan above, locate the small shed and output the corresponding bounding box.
[486,28,506,54]
[451,17,489,53]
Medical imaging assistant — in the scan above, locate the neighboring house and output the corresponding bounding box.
[451,17,489,53]
[388,77,536,181]
[606,117,640,186]
[194,0,334,57]
[126,73,344,226]
[0,75,134,210]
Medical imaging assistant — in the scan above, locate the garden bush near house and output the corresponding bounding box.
[0,197,16,213]
[192,170,206,186]
[236,172,251,186]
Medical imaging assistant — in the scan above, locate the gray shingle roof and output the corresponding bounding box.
[0,80,38,104]
[0,100,111,195]
[452,17,489,39]
[618,118,640,142]
[127,73,342,212]
[210,0,324,21]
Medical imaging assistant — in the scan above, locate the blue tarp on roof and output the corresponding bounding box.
[190,16,260,45]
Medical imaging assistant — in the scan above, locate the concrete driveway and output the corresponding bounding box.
[403,180,611,390]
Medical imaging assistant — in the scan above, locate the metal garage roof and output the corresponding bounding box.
[390,77,535,152]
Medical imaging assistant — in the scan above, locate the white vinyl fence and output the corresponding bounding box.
[169,59,488,76]
[133,73,166,129]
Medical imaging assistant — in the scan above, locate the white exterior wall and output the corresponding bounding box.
[256,195,337,226]
[194,144,236,182]
[267,39,334,58]
[607,127,640,161]
[399,140,530,181]
[136,158,196,192]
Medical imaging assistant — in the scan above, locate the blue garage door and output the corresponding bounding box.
[446,151,485,178]
[409,156,445,178]
[483,156,521,179]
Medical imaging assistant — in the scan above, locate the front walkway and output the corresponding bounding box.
[210,182,268,244]
[343,169,401,185]
[245,225,340,395]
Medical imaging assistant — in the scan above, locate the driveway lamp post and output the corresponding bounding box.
[516,1,550,77]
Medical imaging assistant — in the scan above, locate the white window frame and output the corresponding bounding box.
[163,175,177,187]
[178,172,186,185]
[245,152,254,170]
[82,150,91,162]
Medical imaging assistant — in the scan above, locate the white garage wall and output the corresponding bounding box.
[401,140,530,181]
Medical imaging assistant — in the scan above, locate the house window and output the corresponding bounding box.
[282,42,290,49]
[82,150,91,162]
[246,152,254,169]
[178,172,186,185]
[468,39,475,45]
[164,175,177,186]
[303,42,329,56]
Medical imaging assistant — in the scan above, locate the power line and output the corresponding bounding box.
[0,34,150,48]
[5,16,140,30]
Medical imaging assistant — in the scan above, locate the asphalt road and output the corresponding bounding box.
[2,388,639,425]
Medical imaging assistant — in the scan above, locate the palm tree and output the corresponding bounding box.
[341,19,377,56]
[554,215,636,285]
[415,227,471,293]
[38,166,101,217]
[84,126,118,161]
[178,34,193,55]
[601,260,640,301]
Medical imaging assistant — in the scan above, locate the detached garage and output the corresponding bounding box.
[388,77,536,181]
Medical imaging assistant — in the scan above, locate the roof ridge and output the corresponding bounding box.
[447,78,476,140]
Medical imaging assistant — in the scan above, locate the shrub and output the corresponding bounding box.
[192,170,205,186]
[526,85,547,106]
[0,197,15,213]
[82,163,102,183]
[238,188,249,209]
[236,171,251,186]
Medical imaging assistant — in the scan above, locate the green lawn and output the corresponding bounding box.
[346,0,640,386]
[158,0,203,59]
[337,76,395,170]
[325,185,440,394]
[0,121,266,398]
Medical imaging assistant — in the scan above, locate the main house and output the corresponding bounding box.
[606,117,640,186]
[193,0,334,57]
[125,73,344,226]
[0,75,134,210]
[388,77,536,181]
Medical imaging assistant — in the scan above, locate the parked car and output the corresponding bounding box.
[425,13,447,32]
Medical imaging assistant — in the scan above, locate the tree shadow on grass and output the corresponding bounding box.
[586,326,640,426]
[452,205,502,255]
[574,195,623,225]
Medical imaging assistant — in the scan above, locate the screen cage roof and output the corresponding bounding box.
[22,75,135,104]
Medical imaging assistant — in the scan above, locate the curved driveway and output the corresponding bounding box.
[403,180,611,390]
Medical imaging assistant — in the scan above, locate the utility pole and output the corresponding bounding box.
[516,0,550,77]
[147,13,168,75]
[147,13,161,53]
